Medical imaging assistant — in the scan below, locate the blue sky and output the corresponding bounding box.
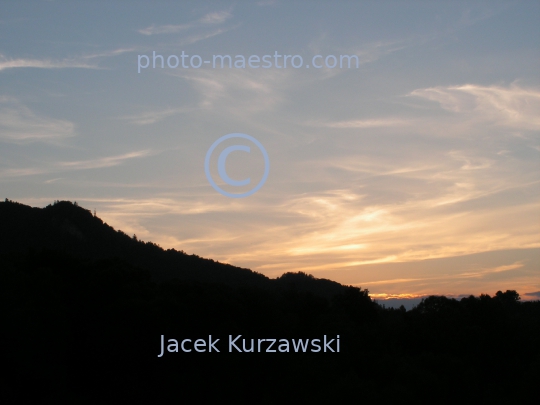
[1,0,539,300]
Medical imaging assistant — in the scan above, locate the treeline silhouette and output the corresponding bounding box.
[0,199,346,296]
[0,200,538,403]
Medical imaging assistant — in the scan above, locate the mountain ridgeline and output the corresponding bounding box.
[1,199,538,403]
[0,199,346,296]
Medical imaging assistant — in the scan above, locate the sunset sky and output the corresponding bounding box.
[1,1,538,301]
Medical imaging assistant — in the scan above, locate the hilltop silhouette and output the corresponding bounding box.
[0,199,538,403]
[0,199,345,297]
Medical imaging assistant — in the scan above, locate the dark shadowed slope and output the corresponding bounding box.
[0,199,345,295]
[1,199,539,403]
[0,199,266,286]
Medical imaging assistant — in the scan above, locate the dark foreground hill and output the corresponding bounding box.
[1,199,539,403]
[0,199,345,297]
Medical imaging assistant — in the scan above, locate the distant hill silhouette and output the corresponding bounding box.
[0,199,345,297]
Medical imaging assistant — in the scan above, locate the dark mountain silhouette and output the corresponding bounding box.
[1,199,538,403]
[0,199,345,296]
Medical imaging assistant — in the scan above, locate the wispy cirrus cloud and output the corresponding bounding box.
[120,107,190,125]
[173,67,288,114]
[0,150,153,178]
[410,83,540,130]
[0,54,97,72]
[312,83,540,135]
[178,26,237,46]
[349,40,409,65]
[138,24,191,36]
[0,103,75,143]
[304,38,410,80]
[80,48,136,59]
[309,118,413,129]
[139,10,232,35]
[57,150,153,170]
[0,48,133,72]
[199,11,232,24]
[353,261,525,288]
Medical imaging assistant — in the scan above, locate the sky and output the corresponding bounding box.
[1,0,539,302]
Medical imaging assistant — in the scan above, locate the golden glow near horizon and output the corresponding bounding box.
[1,3,539,300]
